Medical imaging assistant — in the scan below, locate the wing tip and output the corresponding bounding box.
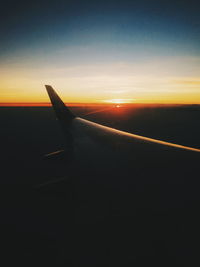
[45,84,53,93]
[44,84,76,122]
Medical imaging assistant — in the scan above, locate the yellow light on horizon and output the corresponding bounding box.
[103,99,135,104]
[0,61,200,104]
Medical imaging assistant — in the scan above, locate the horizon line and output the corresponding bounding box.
[0,102,200,107]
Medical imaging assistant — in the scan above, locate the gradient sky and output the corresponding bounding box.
[0,0,200,104]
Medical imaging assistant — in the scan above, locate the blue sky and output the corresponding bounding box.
[0,0,200,103]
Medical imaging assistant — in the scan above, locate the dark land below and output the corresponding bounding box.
[0,105,200,266]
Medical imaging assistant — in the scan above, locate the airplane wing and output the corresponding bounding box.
[45,85,200,157]
[32,85,200,266]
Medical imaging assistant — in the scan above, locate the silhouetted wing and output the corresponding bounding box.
[45,85,200,155]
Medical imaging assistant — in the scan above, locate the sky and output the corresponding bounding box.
[0,0,200,104]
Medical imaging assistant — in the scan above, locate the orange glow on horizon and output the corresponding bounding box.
[1,90,199,105]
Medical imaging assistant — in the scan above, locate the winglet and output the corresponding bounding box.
[45,85,75,123]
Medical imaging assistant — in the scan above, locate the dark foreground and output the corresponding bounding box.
[0,105,200,266]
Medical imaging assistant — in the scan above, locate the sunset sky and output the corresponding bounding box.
[0,0,200,104]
